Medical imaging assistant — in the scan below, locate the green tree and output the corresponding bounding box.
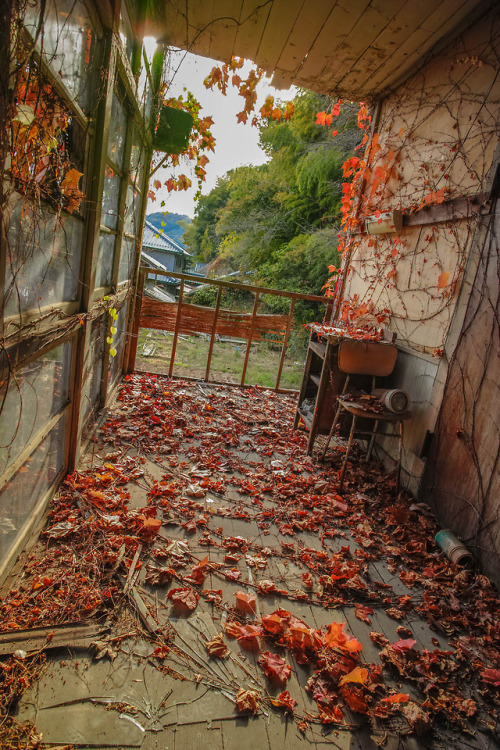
[182,90,360,296]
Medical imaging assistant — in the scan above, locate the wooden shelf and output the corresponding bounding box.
[294,332,347,454]
[309,340,326,359]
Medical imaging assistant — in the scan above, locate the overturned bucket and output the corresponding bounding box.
[435,529,472,566]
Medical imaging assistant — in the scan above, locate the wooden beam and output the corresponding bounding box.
[145,268,331,304]
[125,266,146,373]
[240,290,260,386]
[205,285,223,382]
[275,297,295,390]
[403,193,492,227]
[0,623,110,656]
[168,278,185,377]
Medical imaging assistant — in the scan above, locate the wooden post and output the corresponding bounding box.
[275,297,295,390]
[205,285,222,382]
[240,291,260,386]
[125,267,146,373]
[168,278,184,377]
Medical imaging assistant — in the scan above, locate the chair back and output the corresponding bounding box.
[338,340,397,377]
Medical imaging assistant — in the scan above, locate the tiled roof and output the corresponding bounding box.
[142,220,191,256]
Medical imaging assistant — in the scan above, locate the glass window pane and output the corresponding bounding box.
[24,0,96,113]
[96,232,116,288]
[119,5,135,65]
[137,54,152,121]
[118,237,135,283]
[0,342,71,476]
[81,316,105,423]
[130,129,146,189]
[4,194,83,317]
[101,166,121,230]
[0,415,67,566]
[123,185,141,236]
[109,302,129,384]
[107,92,128,169]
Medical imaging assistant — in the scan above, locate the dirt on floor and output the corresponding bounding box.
[0,374,499,750]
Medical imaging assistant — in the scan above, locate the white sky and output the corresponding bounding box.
[147,47,296,219]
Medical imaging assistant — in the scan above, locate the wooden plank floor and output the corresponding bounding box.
[9,376,500,750]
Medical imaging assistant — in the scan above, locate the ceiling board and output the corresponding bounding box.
[187,0,217,58]
[232,0,273,62]
[254,0,303,74]
[208,0,243,61]
[336,0,440,94]
[364,0,482,94]
[273,0,335,76]
[162,0,190,49]
[296,0,372,82]
[153,0,487,99]
[319,0,408,93]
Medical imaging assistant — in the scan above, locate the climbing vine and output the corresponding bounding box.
[149,55,294,205]
[314,24,499,357]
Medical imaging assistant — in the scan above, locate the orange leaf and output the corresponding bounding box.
[338,667,368,687]
[259,651,292,685]
[381,693,410,704]
[167,587,199,612]
[235,590,256,614]
[235,689,260,714]
[270,690,297,712]
[437,271,450,289]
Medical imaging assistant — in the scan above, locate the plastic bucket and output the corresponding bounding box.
[435,529,472,566]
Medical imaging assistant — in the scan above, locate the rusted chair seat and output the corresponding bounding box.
[321,340,411,492]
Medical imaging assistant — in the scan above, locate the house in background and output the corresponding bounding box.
[141,219,192,298]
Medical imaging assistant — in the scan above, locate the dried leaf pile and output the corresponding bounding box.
[0,374,499,748]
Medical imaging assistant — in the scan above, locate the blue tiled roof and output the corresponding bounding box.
[142,220,191,256]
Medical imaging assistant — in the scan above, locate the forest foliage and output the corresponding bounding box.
[182,91,361,307]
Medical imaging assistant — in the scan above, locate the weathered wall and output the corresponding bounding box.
[422,195,500,586]
[342,9,500,493]
[344,9,500,355]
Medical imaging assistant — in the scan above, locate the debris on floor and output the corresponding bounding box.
[0,374,499,749]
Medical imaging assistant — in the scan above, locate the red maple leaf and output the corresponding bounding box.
[235,689,260,714]
[340,685,368,713]
[167,587,199,613]
[318,704,343,724]
[235,590,256,614]
[381,693,410,704]
[259,651,292,685]
[354,604,373,625]
[257,579,277,594]
[270,690,297,712]
[480,668,500,686]
[189,556,209,585]
[201,589,223,604]
[261,608,290,635]
[205,633,229,658]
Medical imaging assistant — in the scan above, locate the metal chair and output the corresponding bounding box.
[321,340,411,492]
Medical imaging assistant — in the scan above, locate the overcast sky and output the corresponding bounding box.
[147,48,295,218]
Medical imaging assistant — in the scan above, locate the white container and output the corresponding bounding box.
[372,388,410,413]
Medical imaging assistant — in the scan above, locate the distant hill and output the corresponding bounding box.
[146,212,191,247]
